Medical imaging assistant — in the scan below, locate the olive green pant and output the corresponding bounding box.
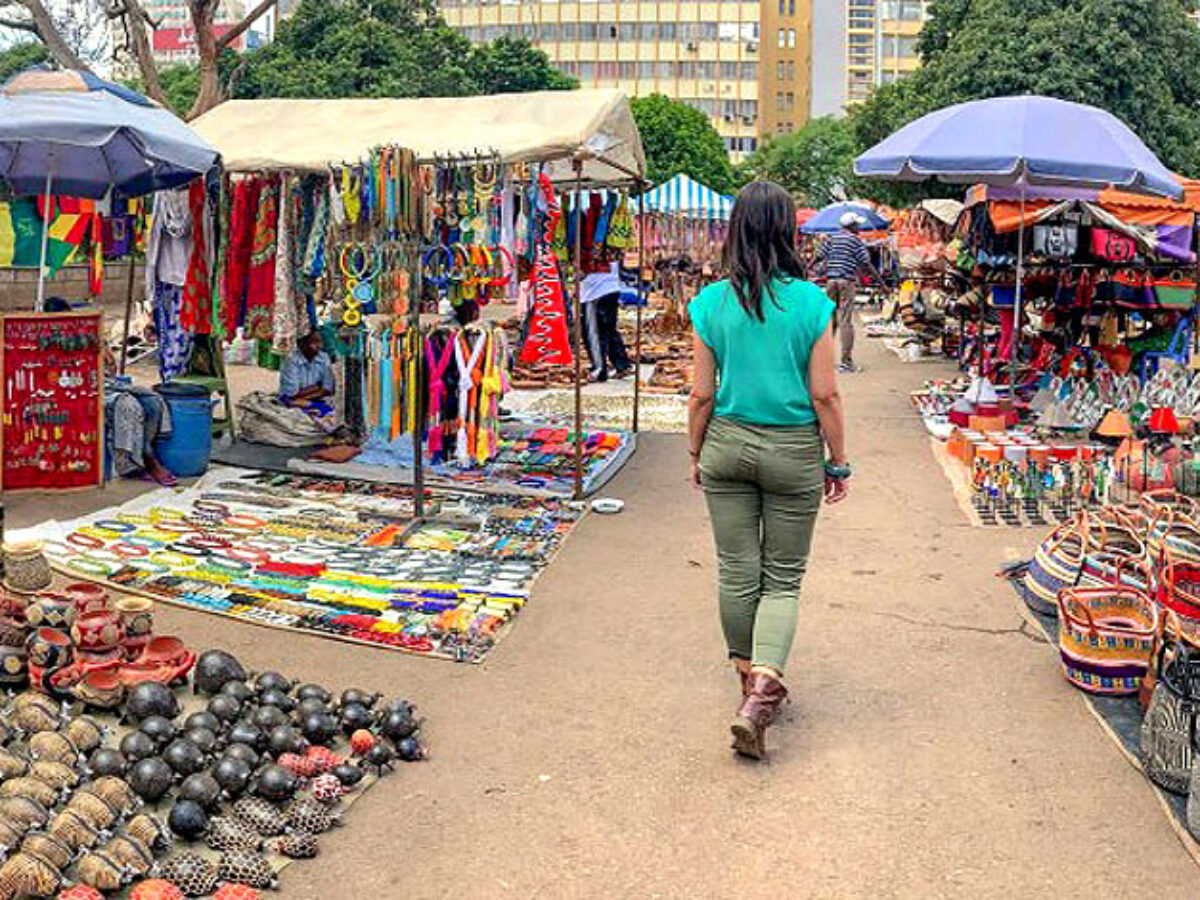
[700,416,824,675]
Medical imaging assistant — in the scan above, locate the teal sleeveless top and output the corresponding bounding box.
[688,278,834,427]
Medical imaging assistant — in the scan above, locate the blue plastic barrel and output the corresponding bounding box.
[153,382,213,478]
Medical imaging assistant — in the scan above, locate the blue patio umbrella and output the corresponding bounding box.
[0,68,220,308]
[853,95,1181,199]
[801,201,890,234]
[853,95,1182,383]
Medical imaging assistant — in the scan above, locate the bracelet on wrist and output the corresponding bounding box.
[824,461,852,480]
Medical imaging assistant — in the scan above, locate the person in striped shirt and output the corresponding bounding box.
[816,213,881,373]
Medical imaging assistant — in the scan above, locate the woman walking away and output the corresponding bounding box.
[687,181,849,760]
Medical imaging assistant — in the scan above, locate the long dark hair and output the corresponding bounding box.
[722,180,804,321]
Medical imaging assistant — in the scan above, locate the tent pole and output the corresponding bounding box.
[1010,185,1027,394]
[36,155,54,313]
[118,252,138,374]
[633,178,646,434]
[412,236,426,522]
[572,158,585,500]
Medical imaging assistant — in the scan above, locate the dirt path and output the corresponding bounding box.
[8,333,1199,898]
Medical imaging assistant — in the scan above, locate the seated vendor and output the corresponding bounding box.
[279,331,336,417]
[103,349,177,487]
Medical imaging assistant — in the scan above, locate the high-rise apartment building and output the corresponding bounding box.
[440,1,814,157]
[845,0,927,104]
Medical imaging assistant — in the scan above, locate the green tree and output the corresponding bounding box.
[466,35,577,94]
[738,117,860,207]
[0,41,48,82]
[631,94,734,194]
[855,0,1200,179]
[234,0,575,101]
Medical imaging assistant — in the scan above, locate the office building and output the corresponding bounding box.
[845,0,928,104]
[440,1,815,156]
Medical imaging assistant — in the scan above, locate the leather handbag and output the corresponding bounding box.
[1141,625,1200,795]
[1057,586,1157,696]
[1033,223,1078,259]
[1091,228,1137,263]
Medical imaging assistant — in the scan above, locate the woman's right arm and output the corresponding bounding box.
[808,321,849,504]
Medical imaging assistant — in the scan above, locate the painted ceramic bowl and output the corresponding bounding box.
[120,633,153,662]
[26,628,72,670]
[114,597,153,638]
[74,670,125,710]
[0,646,28,688]
[71,611,124,654]
[65,583,110,617]
[140,636,186,666]
[24,593,75,630]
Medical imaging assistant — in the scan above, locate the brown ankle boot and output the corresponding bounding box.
[730,671,788,760]
[738,669,750,697]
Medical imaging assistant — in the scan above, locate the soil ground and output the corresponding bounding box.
[6,332,1200,898]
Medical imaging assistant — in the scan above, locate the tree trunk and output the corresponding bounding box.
[187,0,279,120]
[120,0,168,106]
[16,0,92,72]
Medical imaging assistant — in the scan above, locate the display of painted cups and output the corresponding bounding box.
[24,593,75,631]
[0,591,26,622]
[70,611,125,655]
[114,597,153,638]
[73,669,124,710]
[2,541,51,594]
[65,583,110,617]
[25,628,72,670]
[0,646,27,688]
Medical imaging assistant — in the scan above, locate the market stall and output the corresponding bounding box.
[191,89,647,500]
[0,69,219,493]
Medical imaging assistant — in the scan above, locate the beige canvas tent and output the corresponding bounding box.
[191,88,644,185]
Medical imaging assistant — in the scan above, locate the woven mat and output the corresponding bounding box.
[1005,575,1200,868]
[523,390,687,434]
[39,468,585,663]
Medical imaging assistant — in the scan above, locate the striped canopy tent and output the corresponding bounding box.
[636,173,733,221]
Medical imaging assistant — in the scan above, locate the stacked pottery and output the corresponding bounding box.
[24,592,75,631]
[26,627,72,691]
[115,598,154,661]
[3,541,51,594]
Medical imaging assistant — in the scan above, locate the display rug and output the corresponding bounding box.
[292,423,637,499]
[39,468,585,663]
[1002,573,1200,866]
[520,389,687,435]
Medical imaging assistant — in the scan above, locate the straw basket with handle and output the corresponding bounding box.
[1056,586,1157,696]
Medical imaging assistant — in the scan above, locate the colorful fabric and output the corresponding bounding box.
[0,198,77,271]
[181,179,212,333]
[245,178,279,340]
[519,174,574,367]
[223,177,260,336]
[153,281,192,381]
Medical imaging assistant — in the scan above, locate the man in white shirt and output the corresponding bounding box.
[581,254,633,382]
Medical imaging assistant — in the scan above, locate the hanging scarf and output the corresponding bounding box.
[272,175,300,357]
[519,173,574,366]
[181,179,213,333]
[245,179,279,340]
[425,332,458,461]
[222,177,258,336]
[454,330,488,466]
[153,282,192,381]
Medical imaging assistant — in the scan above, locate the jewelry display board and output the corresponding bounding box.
[1,311,104,492]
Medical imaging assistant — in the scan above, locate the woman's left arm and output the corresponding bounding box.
[687,333,717,488]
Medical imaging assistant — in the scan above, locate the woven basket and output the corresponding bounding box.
[1057,586,1157,696]
[1146,507,1200,569]
[1079,551,1151,593]
[1141,489,1199,524]
[1023,519,1087,616]
[1141,626,1200,795]
[1155,550,1200,640]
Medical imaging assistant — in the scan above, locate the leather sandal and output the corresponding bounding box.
[730,671,788,760]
